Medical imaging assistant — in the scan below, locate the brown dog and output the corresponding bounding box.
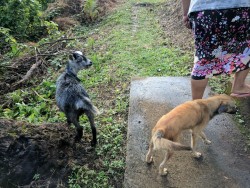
[145,94,237,175]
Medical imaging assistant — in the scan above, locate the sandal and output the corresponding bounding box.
[230,93,250,98]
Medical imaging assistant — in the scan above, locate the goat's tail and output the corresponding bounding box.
[152,130,191,151]
[91,105,100,115]
[83,96,100,115]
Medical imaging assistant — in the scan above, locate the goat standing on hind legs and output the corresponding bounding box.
[56,51,99,146]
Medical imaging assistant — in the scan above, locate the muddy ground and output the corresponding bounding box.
[0,119,96,187]
[0,0,249,187]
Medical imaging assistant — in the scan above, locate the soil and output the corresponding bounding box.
[0,0,249,187]
[0,119,96,187]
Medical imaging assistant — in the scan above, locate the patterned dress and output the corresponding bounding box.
[189,8,250,80]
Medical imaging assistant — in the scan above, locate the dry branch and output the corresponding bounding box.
[39,36,87,47]
[11,36,75,86]
[13,48,43,86]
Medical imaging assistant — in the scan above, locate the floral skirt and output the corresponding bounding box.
[189,7,250,80]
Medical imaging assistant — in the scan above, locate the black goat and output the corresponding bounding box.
[56,51,99,146]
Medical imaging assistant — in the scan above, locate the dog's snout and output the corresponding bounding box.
[229,105,237,114]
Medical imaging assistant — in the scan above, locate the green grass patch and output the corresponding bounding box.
[0,0,193,187]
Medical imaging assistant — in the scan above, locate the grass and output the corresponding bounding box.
[0,0,191,187]
[68,3,192,186]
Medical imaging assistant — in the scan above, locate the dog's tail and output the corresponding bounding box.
[152,130,191,151]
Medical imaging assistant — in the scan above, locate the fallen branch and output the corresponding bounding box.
[8,35,88,88]
[39,36,87,47]
[32,89,53,102]
[13,48,43,87]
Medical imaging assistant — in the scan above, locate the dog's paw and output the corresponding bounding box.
[192,151,202,159]
[146,156,153,164]
[204,139,211,145]
[159,168,168,176]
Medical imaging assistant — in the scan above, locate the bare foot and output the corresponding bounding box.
[231,83,250,94]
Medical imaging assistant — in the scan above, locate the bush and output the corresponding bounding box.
[82,0,99,23]
[0,0,45,41]
[0,27,18,55]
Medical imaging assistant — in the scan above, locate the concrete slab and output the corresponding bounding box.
[124,77,250,188]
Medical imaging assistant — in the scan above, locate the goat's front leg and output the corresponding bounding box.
[71,115,83,142]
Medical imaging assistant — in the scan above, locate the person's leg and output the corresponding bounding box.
[229,7,250,96]
[231,68,250,94]
[191,78,209,100]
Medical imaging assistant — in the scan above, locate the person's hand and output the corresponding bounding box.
[183,15,191,29]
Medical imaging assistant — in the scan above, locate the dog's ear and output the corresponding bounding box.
[217,104,228,114]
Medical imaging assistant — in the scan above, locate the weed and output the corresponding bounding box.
[33,173,40,181]
[68,165,109,188]
[208,75,232,95]
[82,0,99,22]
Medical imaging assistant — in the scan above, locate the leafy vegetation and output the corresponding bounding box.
[69,165,109,188]
[83,0,99,22]
[0,0,192,186]
[0,0,248,187]
[0,0,46,41]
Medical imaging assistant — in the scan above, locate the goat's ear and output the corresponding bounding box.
[73,52,78,59]
[72,51,82,60]
[218,104,228,114]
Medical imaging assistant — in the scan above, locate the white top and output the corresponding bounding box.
[188,0,250,14]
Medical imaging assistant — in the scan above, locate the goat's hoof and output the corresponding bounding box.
[91,140,97,147]
[74,135,82,142]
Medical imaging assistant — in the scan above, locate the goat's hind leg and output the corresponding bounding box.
[69,113,83,142]
[86,111,97,146]
[66,119,71,126]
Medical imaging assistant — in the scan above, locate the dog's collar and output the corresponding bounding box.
[66,65,81,82]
